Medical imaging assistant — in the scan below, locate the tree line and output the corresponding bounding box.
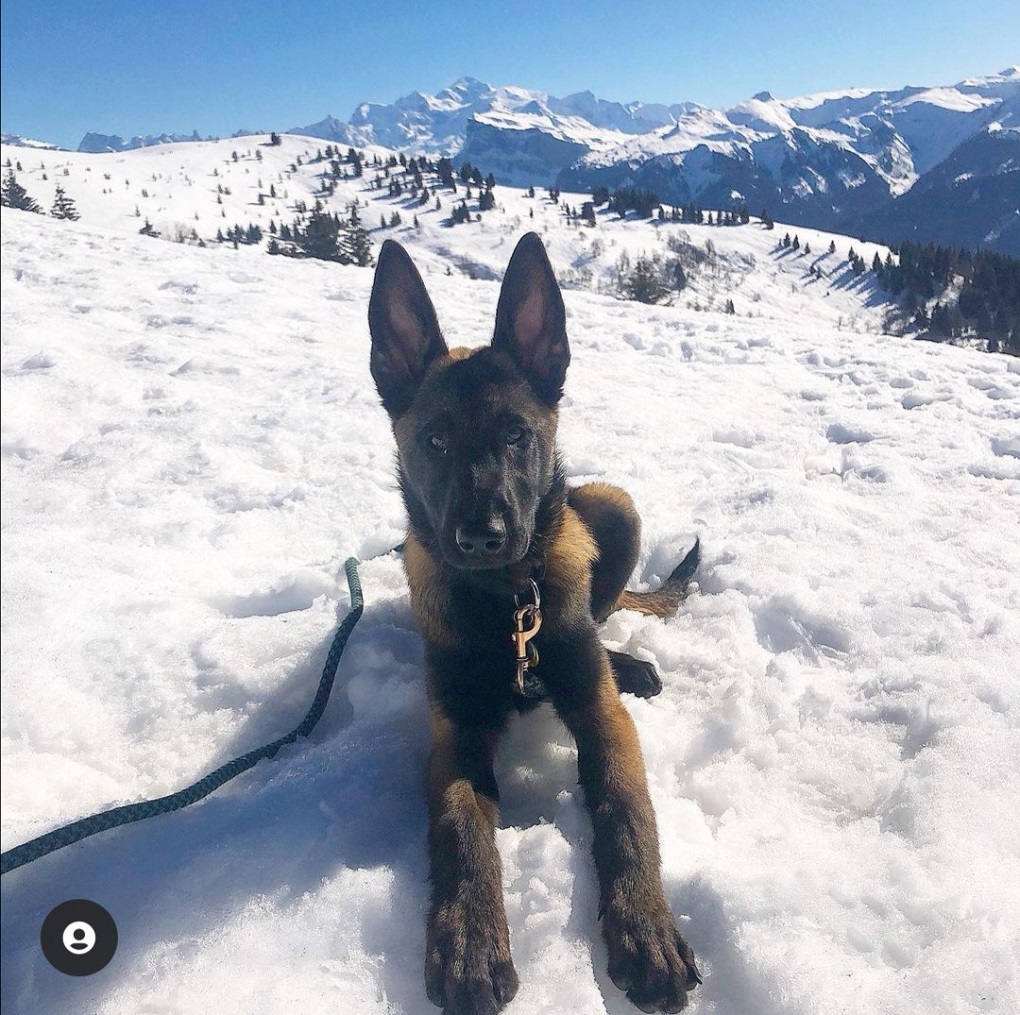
[875,241,1019,354]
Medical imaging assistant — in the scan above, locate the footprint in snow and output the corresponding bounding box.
[990,436,1020,459]
[826,423,875,445]
[20,352,56,370]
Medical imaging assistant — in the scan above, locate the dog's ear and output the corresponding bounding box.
[369,240,448,417]
[492,232,570,405]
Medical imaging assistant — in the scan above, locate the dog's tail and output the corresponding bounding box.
[613,538,701,618]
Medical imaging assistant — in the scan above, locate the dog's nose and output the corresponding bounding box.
[455,521,507,558]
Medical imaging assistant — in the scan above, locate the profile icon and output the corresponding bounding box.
[62,921,97,954]
[41,901,117,976]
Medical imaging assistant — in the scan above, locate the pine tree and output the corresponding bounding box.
[300,204,342,261]
[341,204,374,267]
[50,185,79,220]
[1,171,41,212]
[623,256,666,305]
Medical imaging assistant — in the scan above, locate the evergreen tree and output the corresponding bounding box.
[341,204,374,266]
[300,204,343,260]
[50,185,79,220]
[1,171,41,212]
[622,256,666,304]
[437,157,456,189]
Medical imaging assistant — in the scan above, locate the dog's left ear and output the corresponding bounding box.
[492,232,570,405]
[369,239,449,418]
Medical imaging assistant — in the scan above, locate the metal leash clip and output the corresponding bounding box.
[512,579,542,695]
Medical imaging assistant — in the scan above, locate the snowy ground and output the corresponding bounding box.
[1,208,1019,1015]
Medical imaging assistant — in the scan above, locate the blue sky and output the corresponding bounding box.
[2,0,1017,148]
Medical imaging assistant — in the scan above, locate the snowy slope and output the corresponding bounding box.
[2,207,1019,1015]
[1,135,898,335]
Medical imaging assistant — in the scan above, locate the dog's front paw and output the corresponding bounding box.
[425,894,519,1015]
[603,898,701,1013]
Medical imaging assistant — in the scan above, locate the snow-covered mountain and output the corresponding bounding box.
[78,130,208,153]
[289,67,1020,254]
[850,120,1020,253]
[65,69,1019,252]
[290,76,686,151]
[1,132,62,150]
[554,68,1020,249]
[2,177,1018,1013]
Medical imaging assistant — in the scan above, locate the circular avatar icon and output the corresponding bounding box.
[41,900,117,976]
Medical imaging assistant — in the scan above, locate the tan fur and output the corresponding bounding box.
[428,710,501,826]
[542,504,598,616]
[582,658,655,800]
[615,588,687,618]
[570,481,641,523]
[404,533,456,647]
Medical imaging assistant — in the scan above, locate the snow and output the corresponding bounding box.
[2,183,1019,1015]
[0,136,898,339]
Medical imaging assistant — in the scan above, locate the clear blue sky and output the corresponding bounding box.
[2,0,1017,149]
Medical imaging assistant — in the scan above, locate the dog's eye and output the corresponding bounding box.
[428,435,447,454]
[505,426,525,446]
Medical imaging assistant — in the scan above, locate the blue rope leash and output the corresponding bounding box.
[0,557,364,876]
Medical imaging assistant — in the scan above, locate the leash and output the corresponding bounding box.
[0,557,364,876]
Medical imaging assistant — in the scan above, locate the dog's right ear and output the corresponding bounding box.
[369,240,448,418]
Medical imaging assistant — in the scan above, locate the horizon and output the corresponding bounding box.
[2,1,1019,150]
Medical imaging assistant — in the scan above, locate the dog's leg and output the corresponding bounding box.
[569,485,669,699]
[568,483,641,623]
[425,712,519,1015]
[552,651,700,1013]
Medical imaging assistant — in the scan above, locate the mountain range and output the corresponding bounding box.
[8,69,1020,253]
[299,71,1019,254]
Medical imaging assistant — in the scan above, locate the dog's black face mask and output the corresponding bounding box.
[369,233,570,570]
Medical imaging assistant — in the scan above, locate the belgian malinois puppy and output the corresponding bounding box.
[369,232,702,1014]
